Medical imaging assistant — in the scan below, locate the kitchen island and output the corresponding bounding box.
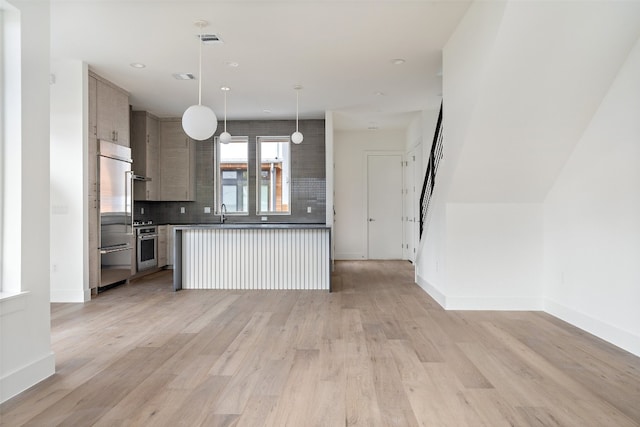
[173,224,331,291]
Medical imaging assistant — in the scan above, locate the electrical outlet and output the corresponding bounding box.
[180,207,185,214]
[141,207,145,215]
[261,216,268,221]
[204,207,211,214]
[307,206,312,213]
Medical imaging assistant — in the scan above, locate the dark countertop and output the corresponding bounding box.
[173,223,330,230]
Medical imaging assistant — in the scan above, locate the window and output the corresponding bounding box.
[257,136,290,215]
[215,136,248,214]
[1,4,22,293]
[0,9,4,290]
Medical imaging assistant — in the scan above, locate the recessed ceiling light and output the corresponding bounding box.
[391,58,406,65]
[263,109,272,114]
[226,61,240,68]
[220,86,230,91]
[374,91,385,96]
[173,73,195,80]
[130,63,146,69]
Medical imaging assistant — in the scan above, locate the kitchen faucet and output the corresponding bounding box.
[220,203,227,224]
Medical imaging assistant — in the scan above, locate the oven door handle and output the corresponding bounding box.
[100,245,131,255]
[138,234,158,240]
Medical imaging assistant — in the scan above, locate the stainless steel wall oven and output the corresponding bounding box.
[136,225,158,271]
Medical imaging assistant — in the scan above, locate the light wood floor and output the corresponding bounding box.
[2,261,639,426]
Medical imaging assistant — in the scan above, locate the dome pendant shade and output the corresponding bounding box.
[219,131,232,144]
[182,105,218,141]
[291,131,303,144]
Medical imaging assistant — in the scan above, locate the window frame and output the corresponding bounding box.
[0,8,4,291]
[256,135,291,216]
[214,135,249,216]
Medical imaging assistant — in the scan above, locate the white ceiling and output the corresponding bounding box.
[50,1,471,130]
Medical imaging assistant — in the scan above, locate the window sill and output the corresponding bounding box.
[0,291,29,317]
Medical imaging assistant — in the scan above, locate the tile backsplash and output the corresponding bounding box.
[134,119,326,225]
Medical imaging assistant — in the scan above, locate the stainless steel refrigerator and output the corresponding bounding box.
[98,140,133,288]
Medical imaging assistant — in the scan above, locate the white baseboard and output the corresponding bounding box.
[0,351,55,404]
[334,253,366,260]
[544,299,640,358]
[445,296,543,311]
[415,274,447,308]
[50,288,91,303]
[415,274,542,311]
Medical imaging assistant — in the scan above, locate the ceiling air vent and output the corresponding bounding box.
[173,73,195,80]
[198,34,224,44]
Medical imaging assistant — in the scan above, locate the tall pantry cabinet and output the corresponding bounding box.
[87,71,130,291]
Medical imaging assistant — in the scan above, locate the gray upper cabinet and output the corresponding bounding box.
[159,119,196,201]
[92,72,130,147]
[131,111,159,201]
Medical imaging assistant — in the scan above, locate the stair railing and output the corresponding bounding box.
[419,102,443,238]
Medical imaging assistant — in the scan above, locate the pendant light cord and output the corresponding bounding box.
[224,90,227,132]
[198,24,203,106]
[296,90,299,132]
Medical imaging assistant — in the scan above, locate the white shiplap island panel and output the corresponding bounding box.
[174,225,331,291]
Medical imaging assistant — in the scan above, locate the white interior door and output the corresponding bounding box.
[404,148,416,262]
[367,154,403,259]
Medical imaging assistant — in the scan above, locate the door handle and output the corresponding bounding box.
[100,245,131,255]
[125,170,134,235]
[368,218,375,222]
[138,235,158,240]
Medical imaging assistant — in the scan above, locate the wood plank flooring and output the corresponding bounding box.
[1,260,639,426]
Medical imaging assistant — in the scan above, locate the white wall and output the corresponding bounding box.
[415,189,447,306]
[543,36,640,356]
[445,203,543,310]
[50,60,90,302]
[0,0,55,403]
[417,202,544,311]
[334,130,405,260]
[325,111,334,228]
[416,0,507,301]
[448,0,640,203]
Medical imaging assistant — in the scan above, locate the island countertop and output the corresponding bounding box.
[173,223,330,230]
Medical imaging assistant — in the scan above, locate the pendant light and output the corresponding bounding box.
[219,87,232,144]
[182,20,218,141]
[291,85,303,144]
